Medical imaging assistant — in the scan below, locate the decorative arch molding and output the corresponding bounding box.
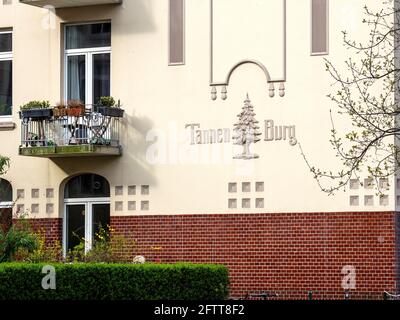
[59,172,111,197]
[61,173,111,257]
[226,60,272,85]
[58,172,111,219]
[209,0,287,100]
[64,173,110,199]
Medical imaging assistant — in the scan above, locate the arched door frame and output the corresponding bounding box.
[0,179,13,233]
[0,178,12,208]
[62,174,110,257]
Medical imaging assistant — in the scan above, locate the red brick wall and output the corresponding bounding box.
[22,212,398,299]
[111,212,399,300]
[0,208,12,232]
[19,218,63,247]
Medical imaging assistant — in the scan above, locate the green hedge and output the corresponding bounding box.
[0,263,229,300]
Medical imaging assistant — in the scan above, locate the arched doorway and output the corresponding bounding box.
[63,174,110,256]
[0,179,12,232]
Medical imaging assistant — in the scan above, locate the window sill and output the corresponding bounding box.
[0,120,16,130]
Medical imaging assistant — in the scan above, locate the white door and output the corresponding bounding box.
[64,199,110,256]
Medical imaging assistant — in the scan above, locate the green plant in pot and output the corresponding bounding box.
[98,96,124,118]
[19,100,52,120]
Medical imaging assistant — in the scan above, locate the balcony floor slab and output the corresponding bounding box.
[19,145,122,157]
[19,0,122,8]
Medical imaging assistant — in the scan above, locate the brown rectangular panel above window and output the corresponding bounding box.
[169,0,185,65]
[311,0,329,55]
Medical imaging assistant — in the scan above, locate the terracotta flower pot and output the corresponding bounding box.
[67,107,85,117]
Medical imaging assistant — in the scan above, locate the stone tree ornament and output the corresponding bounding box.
[233,94,262,159]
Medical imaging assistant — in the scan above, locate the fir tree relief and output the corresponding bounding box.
[233,94,262,159]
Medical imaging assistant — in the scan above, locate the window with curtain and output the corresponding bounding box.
[0,31,12,117]
[311,0,329,55]
[65,22,111,106]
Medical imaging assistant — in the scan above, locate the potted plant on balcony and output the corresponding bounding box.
[67,100,85,117]
[53,102,67,118]
[19,101,52,120]
[97,96,124,118]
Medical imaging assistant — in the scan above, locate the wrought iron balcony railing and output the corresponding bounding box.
[19,105,123,157]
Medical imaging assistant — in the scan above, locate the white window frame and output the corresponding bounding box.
[63,197,110,257]
[63,22,111,106]
[0,202,12,209]
[310,0,329,56]
[0,30,13,122]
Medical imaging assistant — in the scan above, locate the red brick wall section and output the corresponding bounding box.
[14,218,63,247]
[21,213,398,299]
[111,212,399,300]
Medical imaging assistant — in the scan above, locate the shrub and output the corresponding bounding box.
[0,225,37,263]
[99,96,116,107]
[0,263,229,300]
[0,213,41,263]
[22,231,62,263]
[66,225,136,263]
[20,101,50,111]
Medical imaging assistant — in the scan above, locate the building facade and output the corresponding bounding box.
[0,0,398,299]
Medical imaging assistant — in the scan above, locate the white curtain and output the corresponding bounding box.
[67,56,82,101]
[67,26,84,102]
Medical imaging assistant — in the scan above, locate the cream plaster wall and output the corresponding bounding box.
[0,0,395,218]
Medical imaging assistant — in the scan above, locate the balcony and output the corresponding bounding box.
[19,105,123,158]
[19,0,122,9]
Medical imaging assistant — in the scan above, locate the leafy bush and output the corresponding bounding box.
[0,223,37,263]
[0,213,62,263]
[99,96,116,108]
[0,263,229,300]
[20,101,50,111]
[66,225,136,263]
[21,231,62,263]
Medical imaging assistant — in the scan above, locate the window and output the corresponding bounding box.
[311,0,329,55]
[169,0,185,65]
[64,174,110,199]
[0,30,12,118]
[0,179,12,233]
[65,22,111,106]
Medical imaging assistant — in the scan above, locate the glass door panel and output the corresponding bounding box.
[0,60,12,116]
[67,55,86,103]
[92,203,110,242]
[66,204,86,253]
[66,23,111,50]
[92,53,110,105]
